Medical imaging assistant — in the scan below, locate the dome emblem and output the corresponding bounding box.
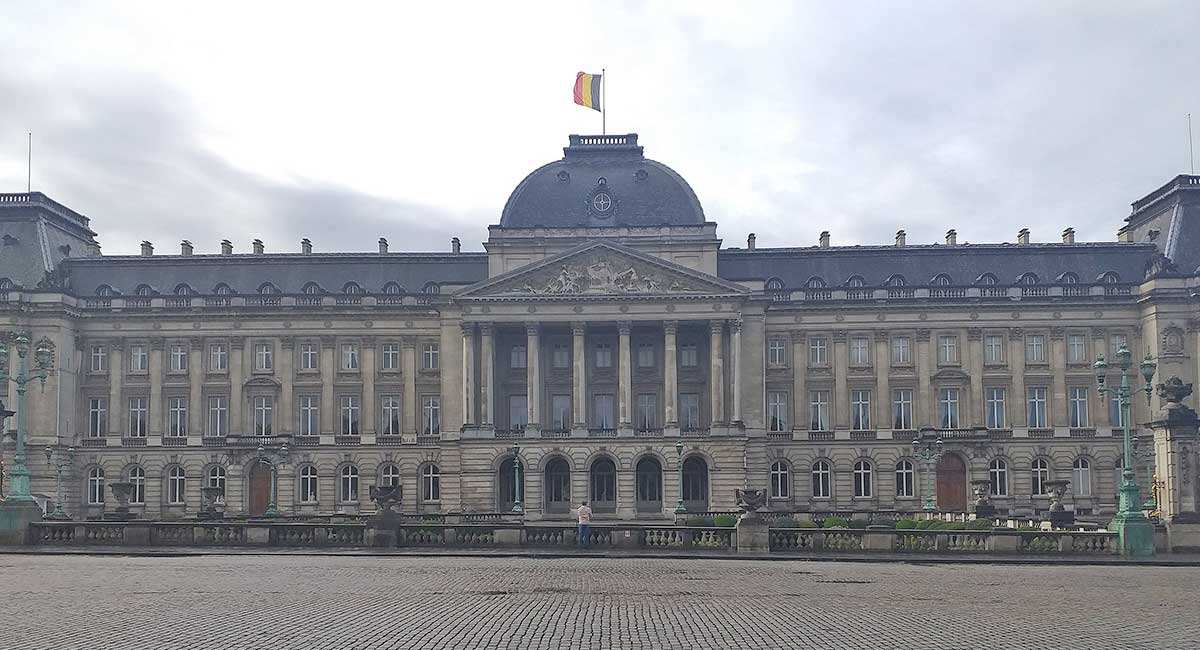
[592,192,612,213]
[586,177,617,220]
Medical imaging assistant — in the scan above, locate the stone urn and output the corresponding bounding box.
[104,481,135,520]
[735,488,769,523]
[734,488,770,553]
[970,479,995,519]
[200,486,226,519]
[1043,479,1074,528]
[369,483,403,515]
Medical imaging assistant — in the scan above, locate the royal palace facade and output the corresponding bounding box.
[2,134,1199,522]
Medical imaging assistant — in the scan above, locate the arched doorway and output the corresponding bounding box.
[497,458,525,512]
[248,462,272,516]
[635,457,662,514]
[590,457,617,514]
[682,456,709,512]
[543,458,571,514]
[936,454,968,511]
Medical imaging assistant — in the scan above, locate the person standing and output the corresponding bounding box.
[573,500,593,549]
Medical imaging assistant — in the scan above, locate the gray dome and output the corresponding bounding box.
[499,134,706,228]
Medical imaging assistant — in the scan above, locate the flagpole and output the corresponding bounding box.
[602,68,606,135]
[1189,113,1195,174]
[27,132,32,192]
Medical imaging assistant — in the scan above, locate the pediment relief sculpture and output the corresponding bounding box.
[502,253,711,296]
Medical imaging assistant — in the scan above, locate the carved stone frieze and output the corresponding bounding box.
[497,252,715,296]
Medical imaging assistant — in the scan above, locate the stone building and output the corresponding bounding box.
[1,134,1198,522]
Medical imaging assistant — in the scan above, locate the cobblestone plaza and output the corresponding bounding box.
[2,554,1197,649]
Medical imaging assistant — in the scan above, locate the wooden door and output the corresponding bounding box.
[248,463,271,516]
[936,454,968,511]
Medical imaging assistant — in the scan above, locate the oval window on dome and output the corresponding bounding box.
[592,192,612,213]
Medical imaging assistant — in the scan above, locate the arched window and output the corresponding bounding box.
[339,465,359,502]
[681,457,709,511]
[382,282,405,295]
[1100,271,1120,284]
[635,457,662,512]
[134,284,155,296]
[88,467,105,504]
[976,273,999,286]
[128,466,146,504]
[769,461,790,499]
[885,274,906,287]
[853,460,873,498]
[207,466,226,494]
[1059,272,1079,285]
[590,457,617,512]
[846,275,866,288]
[257,282,280,294]
[421,282,440,294]
[811,460,831,498]
[173,283,195,296]
[166,466,186,505]
[379,462,401,488]
[931,274,952,286]
[302,282,323,295]
[895,459,915,498]
[498,457,524,511]
[0,278,13,291]
[1073,457,1092,497]
[342,282,364,294]
[298,466,318,503]
[989,458,1009,497]
[96,284,116,297]
[805,276,827,289]
[213,283,235,295]
[543,458,571,513]
[421,464,441,502]
[765,278,785,291]
[1031,458,1050,496]
[1017,273,1038,286]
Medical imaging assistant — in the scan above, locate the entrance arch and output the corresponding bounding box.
[248,462,272,516]
[936,454,968,511]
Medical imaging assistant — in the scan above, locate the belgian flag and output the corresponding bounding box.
[573,71,602,112]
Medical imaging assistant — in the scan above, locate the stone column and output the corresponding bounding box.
[663,320,678,431]
[1009,329,1026,427]
[188,337,203,435]
[833,330,849,430]
[572,322,587,432]
[915,329,931,429]
[108,341,124,436]
[279,337,295,434]
[730,319,743,425]
[619,321,633,430]
[1050,327,1067,428]
[361,337,376,435]
[461,325,475,427]
[480,324,495,428]
[402,338,417,435]
[968,328,984,428]
[791,330,806,432]
[148,337,164,435]
[709,320,724,425]
[1092,328,1112,428]
[525,322,541,432]
[229,337,244,435]
[319,336,335,434]
[875,331,890,431]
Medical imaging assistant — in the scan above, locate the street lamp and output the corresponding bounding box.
[0,333,54,502]
[255,443,289,518]
[42,445,74,520]
[911,434,945,512]
[1094,343,1156,557]
[674,439,686,515]
[509,442,523,514]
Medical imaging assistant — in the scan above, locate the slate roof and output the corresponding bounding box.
[499,134,707,228]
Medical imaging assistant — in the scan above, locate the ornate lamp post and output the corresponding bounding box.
[255,443,289,518]
[42,445,74,520]
[674,439,686,515]
[1093,343,1156,557]
[0,333,54,502]
[911,434,945,512]
[509,442,523,514]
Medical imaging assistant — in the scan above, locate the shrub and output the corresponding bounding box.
[821,516,849,529]
[964,518,994,530]
[895,519,918,530]
[847,519,869,529]
[713,514,738,528]
[685,515,715,527]
[771,516,801,529]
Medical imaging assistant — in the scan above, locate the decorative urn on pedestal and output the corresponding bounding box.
[103,481,135,521]
[970,479,995,519]
[1043,479,1074,529]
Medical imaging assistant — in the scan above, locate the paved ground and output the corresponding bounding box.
[1,554,1196,649]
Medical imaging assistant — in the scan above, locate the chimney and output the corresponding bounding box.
[180,240,193,256]
[895,230,906,247]
[451,237,461,254]
[301,238,312,255]
[1017,228,1030,245]
[1062,227,1075,244]
[220,240,233,255]
[140,241,153,256]
[747,233,756,250]
[378,237,389,253]
[252,239,264,255]
[945,229,957,246]
[819,231,830,248]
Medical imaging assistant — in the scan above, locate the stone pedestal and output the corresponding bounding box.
[0,499,43,545]
[1148,377,1200,552]
[1166,523,1200,552]
[862,526,894,552]
[736,519,769,553]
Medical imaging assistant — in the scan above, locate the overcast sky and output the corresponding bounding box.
[2,2,1198,255]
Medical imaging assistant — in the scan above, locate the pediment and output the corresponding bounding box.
[932,368,970,382]
[457,242,749,299]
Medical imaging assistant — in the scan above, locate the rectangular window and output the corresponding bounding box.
[1025,335,1046,363]
[851,389,872,430]
[1109,393,1127,428]
[985,387,1007,429]
[552,344,569,369]
[768,391,788,432]
[938,387,960,429]
[169,345,188,372]
[984,335,1005,364]
[637,344,654,368]
[341,343,359,371]
[1069,386,1089,428]
[593,394,614,429]
[849,337,870,366]
[510,344,527,369]
[128,397,148,436]
[1111,333,1128,357]
[594,343,612,368]
[300,343,318,370]
[937,336,958,364]
[381,395,402,435]
[254,343,273,371]
[1027,386,1048,429]
[509,395,528,428]
[891,338,911,365]
[423,396,441,434]
[207,396,228,436]
[680,344,698,368]
[767,338,787,366]
[167,397,188,436]
[680,393,700,430]
[551,394,571,431]
[809,390,830,431]
[129,345,148,372]
[339,395,360,435]
[254,395,274,435]
[298,395,319,436]
[422,344,439,370]
[209,344,227,372]
[381,343,400,370]
[636,393,658,429]
[90,345,107,372]
[88,398,107,437]
[808,337,828,366]
[1067,334,1087,364]
[892,388,913,430]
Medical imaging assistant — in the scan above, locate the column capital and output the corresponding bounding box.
[1049,327,1065,340]
[1009,327,1024,340]
[832,330,847,343]
[110,339,125,352]
[359,335,376,346]
[149,336,165,351]
[230,336,245,350]
[708,320,724,335]
[727,319,742,334]
[461,322,474,337]
[572,321,587,336]
[524,322,540,336]
[967,327,983,341]
[400,336,416,350]
[280,336,295,350]
[663,320,678,335]
[875,330,890,343]
[479,323,494,337]
[188,336,205,350]
[618,321,633,335]
[790,329,806,342]
[914,329,931,341]
[1090,326,1107,339]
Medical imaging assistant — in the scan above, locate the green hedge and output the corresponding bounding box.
[821,516,849,529]
[770,517,818,529]
[713,514,738,528]
[894,518,995,531]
